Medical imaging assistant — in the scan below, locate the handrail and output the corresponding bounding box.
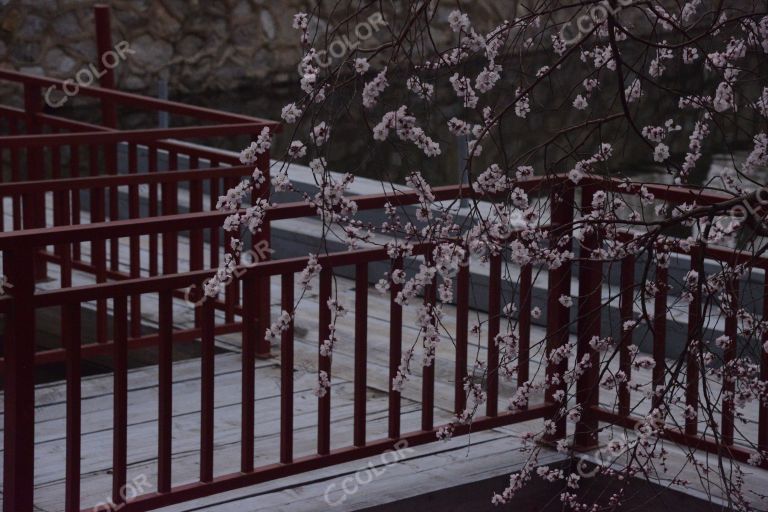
[583,175,734,205]
[0,105,256,165]
[0,123,279,148]
[27,244,431,308]
[617,229,768,268]
[0,176,561,248]
[0,68,276,125]
[0,164,250,194]
[0,224,754,315]
[0,173,747,250]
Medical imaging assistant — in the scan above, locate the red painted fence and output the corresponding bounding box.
[1,51,768,512]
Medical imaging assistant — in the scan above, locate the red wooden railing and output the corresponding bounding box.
[0,173,562,511]
[1,139,767,510]
[2,39,768,512]
[0,62,278,511]
[583,179,768,457]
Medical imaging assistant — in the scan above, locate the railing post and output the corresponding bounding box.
[685,244,703,437]
[388,257,403,440]
[241,274,257,472]
[574,182,601,450]
[22,83,47,280]
[255,149,271,358]
[486,253,501,417]
[454,263,469,415]
[420,255,435,431]
[3,246,36,512]
[318,267,333,453]
[544,179,574,442]
[94,5,121,276]
[721,273,738,446]
[652,263,668,411]
[517,264,532,391]
[760,268,768,453]
[618,254,634,417]
[94,4,117,126]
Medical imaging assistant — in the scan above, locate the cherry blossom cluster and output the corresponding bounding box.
[372,107,441,157]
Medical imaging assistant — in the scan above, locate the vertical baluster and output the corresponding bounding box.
[63,302,81,512]
[59,233,73,289]
[652,264,668,411]
[51,131,62,259]
[90,145,108,343]
[9,119,21,231]
[128,143,141,337]
[544,181,574,441]
[388,259,403,439]
[0,140,4,232]
[108,195,119,270]
[23,84,46,280]
[685,246,702,436]
[20,158,37,241]
[241,275,257,472]
[223,170,237,323]
[69,144,81,261]
[94,0,118,276]
[94,4,117,128]
[3,246,36,512]
[157,290,173,492]
[517,264,532,391]
[107,145,119,272]
[760,270,768,453]
[722,276,738,446]
[455,264,469,415]
[256,272,271,358]
[169,150,179,214]
[486,254,501,417]
[618,255,635,417]
[421,256,435,431]
[112,296,128,506]
[574,183,601,450]
[54,139,72,288]
[318,268,332,454]
[189,155,204,327]
[148,146,159,276]
[209,160,220,269]
[256,152,271,355]
[387,257,403,439]
[90,144,105,223]
[161,151,178,275]
[200,298,215,482]
[280,272,294,463]
[354,263,368,446]
[224,171,240,322]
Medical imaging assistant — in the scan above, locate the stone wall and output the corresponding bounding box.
[0,0,522,100]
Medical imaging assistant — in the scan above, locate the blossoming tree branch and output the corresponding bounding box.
[211,2,767,509]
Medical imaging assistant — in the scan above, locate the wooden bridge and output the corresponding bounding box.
[1,7,767,512]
